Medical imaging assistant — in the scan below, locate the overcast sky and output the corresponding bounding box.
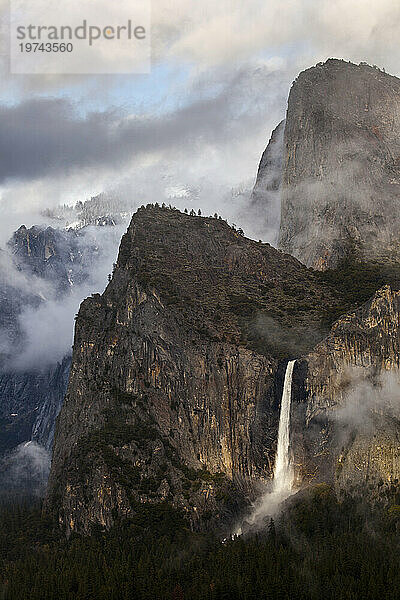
[1,0,400,244]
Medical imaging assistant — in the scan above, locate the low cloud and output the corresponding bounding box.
[0,441,50,497]
[1,223,125,372]
[0,63,287,186]
[0,59,289,258]
[332,368,400,432]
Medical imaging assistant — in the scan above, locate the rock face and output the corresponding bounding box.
[249,120,285,244]
[10,225,96,295]
[46,206,343,534]
[0,358,70,456]
[292,286,400,496]
[256,59,400,269]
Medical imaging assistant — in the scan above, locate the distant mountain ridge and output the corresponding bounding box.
[0,221,119,495]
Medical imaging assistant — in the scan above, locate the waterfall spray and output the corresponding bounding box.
[234,359,296,535]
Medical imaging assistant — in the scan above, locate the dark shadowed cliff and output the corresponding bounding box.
[0,225,91,463]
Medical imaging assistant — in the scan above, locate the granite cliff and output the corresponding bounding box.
[291,286,400,500]
[249,120,285,244]
[253,59,400,269]
[46,206,345,534]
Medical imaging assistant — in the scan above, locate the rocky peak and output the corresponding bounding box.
[9,225,97,295]
[45,205,346,534]
[255,59,400,269]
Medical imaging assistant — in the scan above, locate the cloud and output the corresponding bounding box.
[0,1,398,250]
[0,246,53,298]
[0,61,287,186]
[331,368,400,432]
[158,0,400,75]
[0,59,289,253]
[2,0,400,80]
[0,441,50,497]
[5,223,125,371]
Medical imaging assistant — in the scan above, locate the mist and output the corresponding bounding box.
[1,223,126,372]
[331,367,400,433]
[0,441,50,498]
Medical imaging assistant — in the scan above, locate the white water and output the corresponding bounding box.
[273,359,295,494]
[234,360,296,535]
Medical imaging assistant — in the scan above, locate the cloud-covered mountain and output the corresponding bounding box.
[0,218,123,495]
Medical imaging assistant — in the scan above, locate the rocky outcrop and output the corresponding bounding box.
[45,206,344,534]
[292,286,400,496]
[251,59,400,269]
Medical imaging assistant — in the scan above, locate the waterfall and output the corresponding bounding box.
[233,359,296,535]
[273,359,295,494]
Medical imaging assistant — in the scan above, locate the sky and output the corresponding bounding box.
[1,0,400,246]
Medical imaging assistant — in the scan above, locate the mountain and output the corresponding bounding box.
[252,59,400,269]
[46,61,400,536]
[45,205,346,534]
[10,225,98,293]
